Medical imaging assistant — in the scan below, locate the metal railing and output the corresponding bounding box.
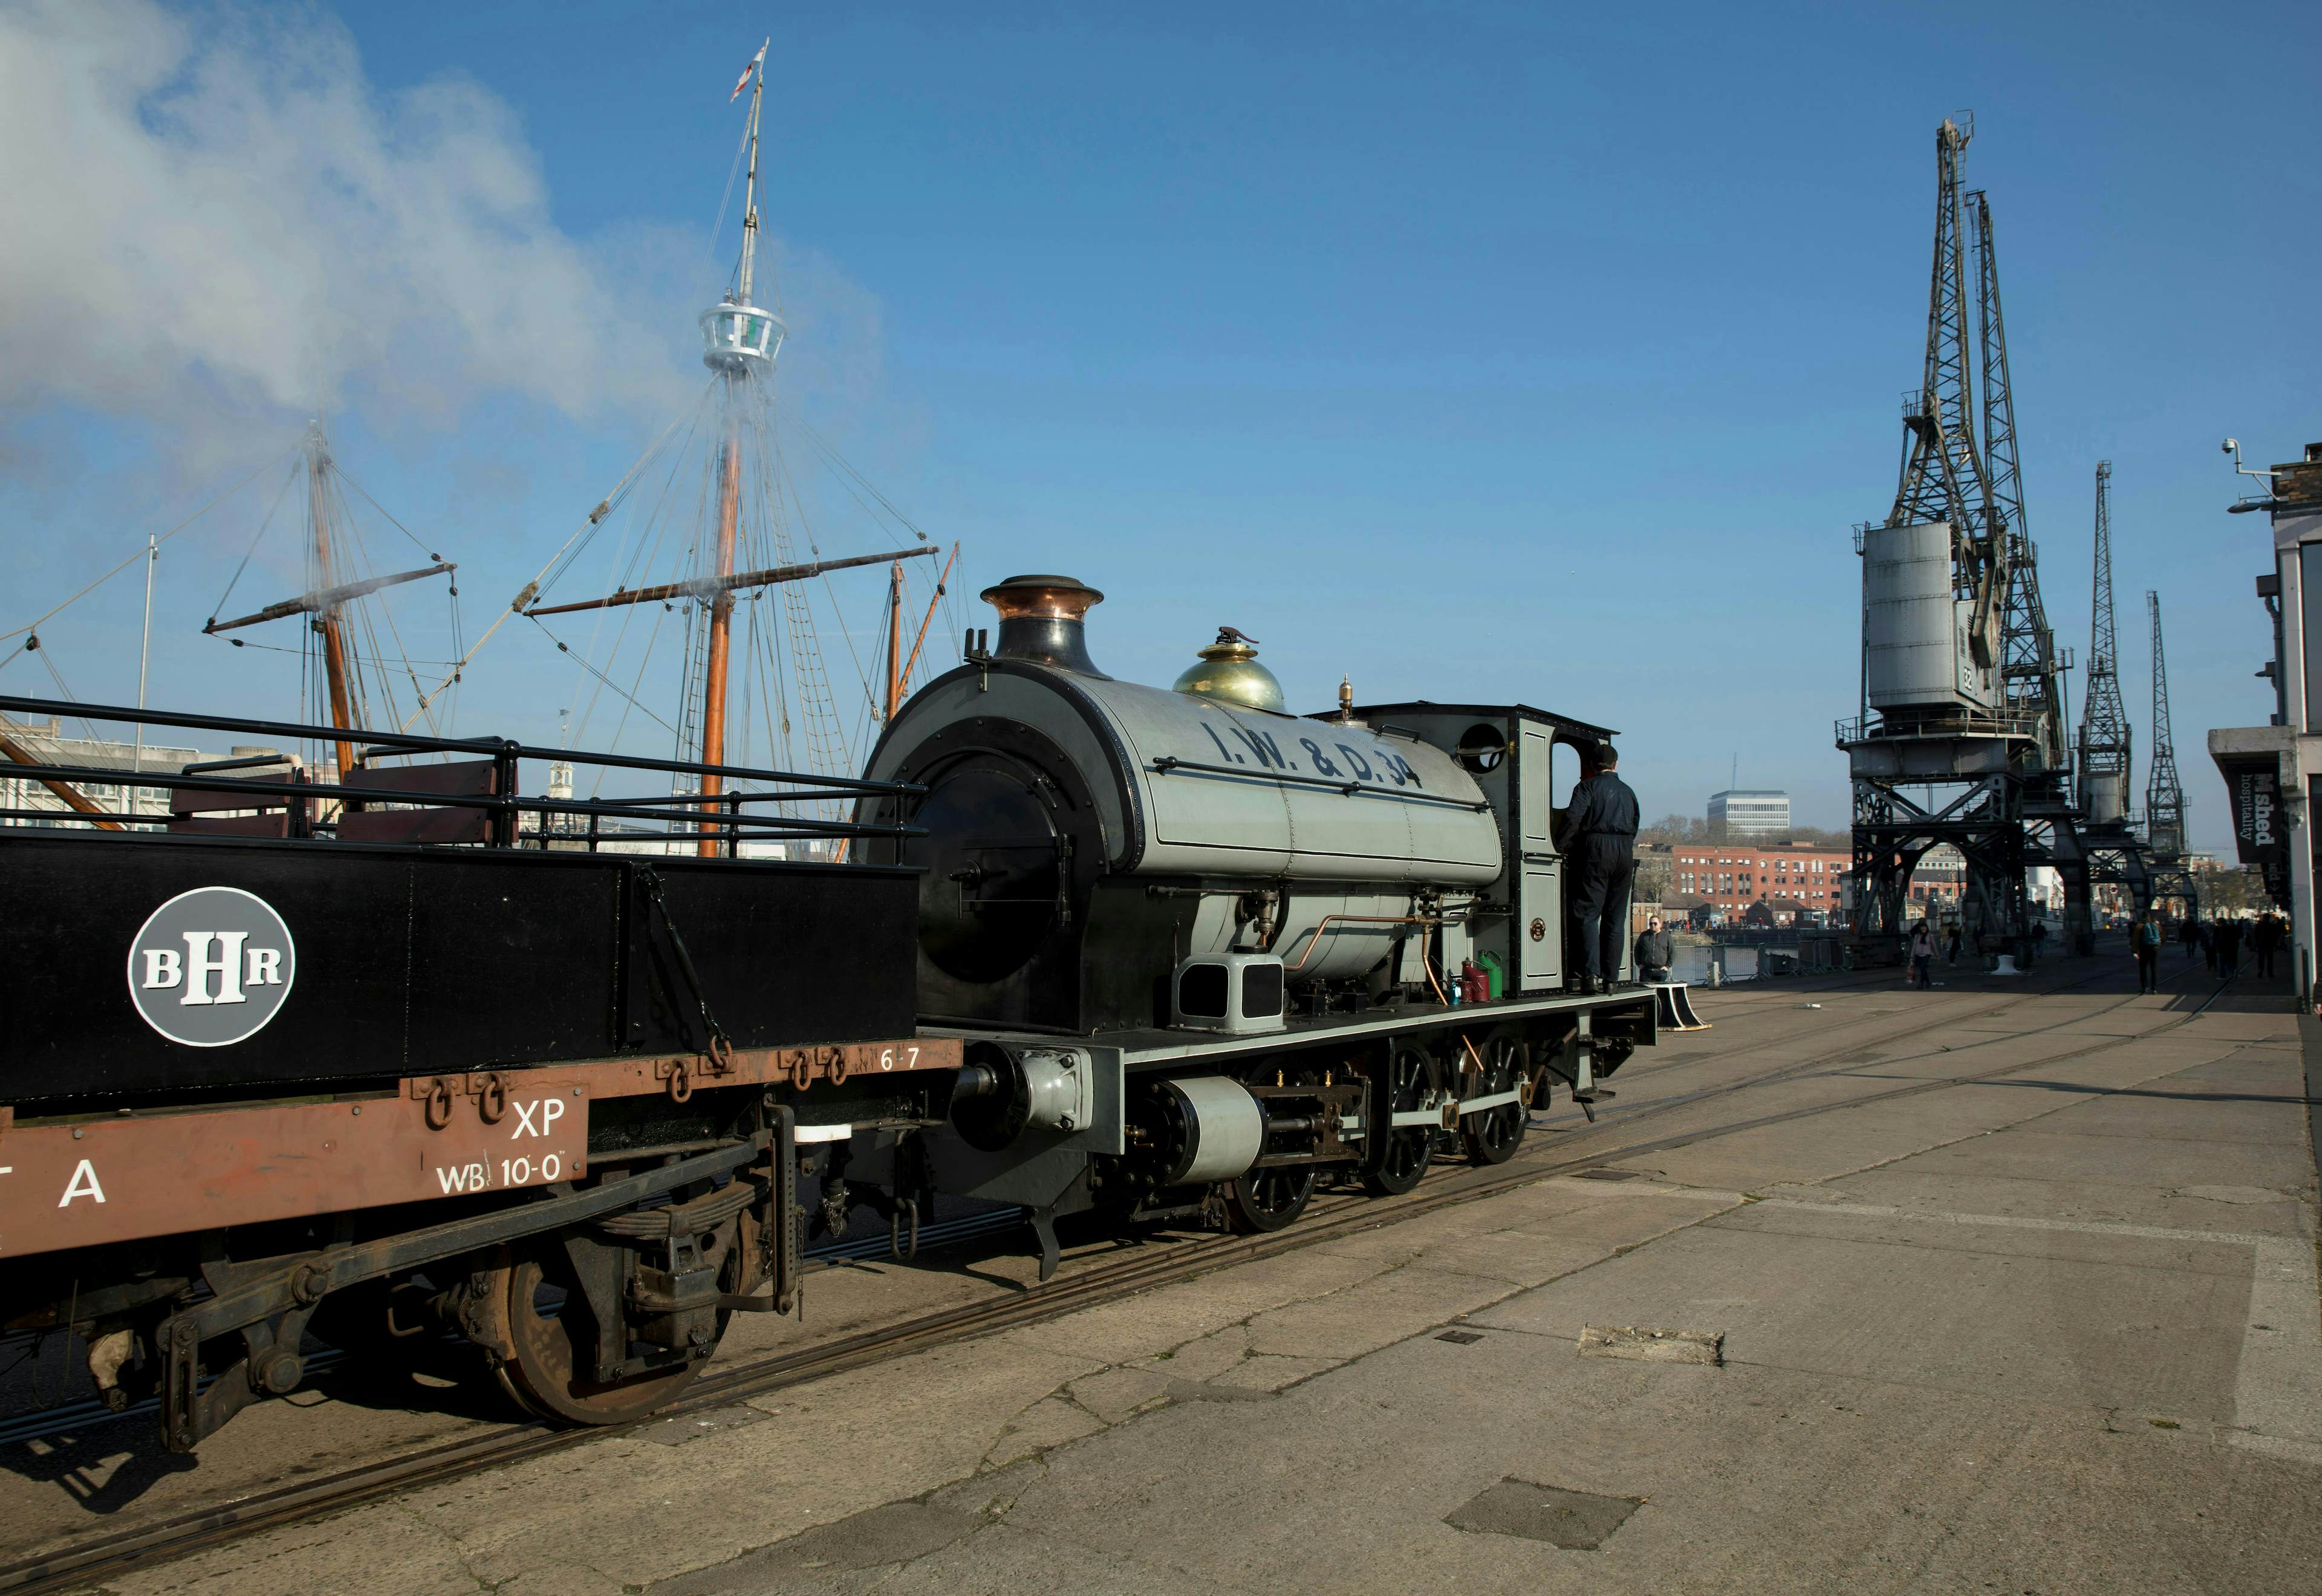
[1834,707,2044,748]
[0,695,923,857]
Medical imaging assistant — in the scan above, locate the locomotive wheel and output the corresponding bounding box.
[1362,1045,1435,1196]
[1460,1038,1527,1166]
[1224,1165,1316,1233]
[1225,1060,1321,1232]
[486,1236,729,1426]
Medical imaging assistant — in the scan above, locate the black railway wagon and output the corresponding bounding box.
[0,696,959,1444]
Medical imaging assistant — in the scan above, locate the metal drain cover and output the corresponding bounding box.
[1574,1167,1647,1181]
[1445,1478,1643,1549]
[1436,1329,1484,1345]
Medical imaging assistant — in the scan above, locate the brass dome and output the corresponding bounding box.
[1172,628,1285,713]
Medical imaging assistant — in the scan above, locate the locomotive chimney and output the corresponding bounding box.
[979,574,1110,678]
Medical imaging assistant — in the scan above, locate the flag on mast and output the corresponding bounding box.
[730,39,769,102]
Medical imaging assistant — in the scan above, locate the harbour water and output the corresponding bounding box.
[1670,942,1792,984]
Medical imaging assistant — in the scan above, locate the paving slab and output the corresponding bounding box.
[1804,1167,2315,1236]
[1469,1220,2255,1421]
[1891,1124,2315,1193]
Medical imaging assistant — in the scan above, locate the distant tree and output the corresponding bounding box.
[1637,813,1708,845]
[2200,868,2269,914]
[1632,845,1674,904]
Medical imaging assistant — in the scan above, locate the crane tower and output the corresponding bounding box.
[2077,462,2133,823]
[1840,117,2070,964]
[2144,589,2185,857]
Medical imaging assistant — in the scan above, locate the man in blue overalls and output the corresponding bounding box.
[1558,744,1640,995]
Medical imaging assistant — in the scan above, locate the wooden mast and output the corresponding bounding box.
[895,542,960,693]
[308,430,358,782]
[884,561,904,722]
[695,65,766,858]
[696,429,743,855]
[0,728,124,831]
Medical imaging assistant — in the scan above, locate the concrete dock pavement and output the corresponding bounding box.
[58,956,2322,1595]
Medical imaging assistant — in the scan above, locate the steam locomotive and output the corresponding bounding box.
[854,574,1651,1262]
[0,575,1649,1446]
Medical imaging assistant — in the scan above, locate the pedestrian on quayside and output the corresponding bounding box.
[2133,913,2162,994]
[1634,915,1673,984]
[1907,919,1936,990]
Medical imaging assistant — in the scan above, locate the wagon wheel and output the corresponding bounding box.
[1460,1037,1527,1166]
[485,1228,734,1426]
[1362,1045,1435,1196]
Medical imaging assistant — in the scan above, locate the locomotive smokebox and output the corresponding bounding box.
[979,574,1109,677]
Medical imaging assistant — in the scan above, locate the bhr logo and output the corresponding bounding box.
[126,886,297,1047]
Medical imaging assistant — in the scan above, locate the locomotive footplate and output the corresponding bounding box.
[0,1037,959,1257]
[1019,985,1657,1074]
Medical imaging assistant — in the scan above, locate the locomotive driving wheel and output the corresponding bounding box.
[1460,1037,1527,1166]
[1223,1060,1321,1232]
[1224,1163,1316,1232]
[1362,1045,1435,1196]
[480,1225,737,1426]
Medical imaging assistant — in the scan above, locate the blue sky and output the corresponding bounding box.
[4,1,2317,847]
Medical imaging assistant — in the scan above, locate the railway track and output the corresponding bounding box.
[1,958,2230,1596]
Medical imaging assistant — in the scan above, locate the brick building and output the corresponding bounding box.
[1671,843,1850,922]
[1668,839,1974,926]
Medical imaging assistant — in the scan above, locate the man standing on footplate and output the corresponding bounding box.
[1558,743,1639,994]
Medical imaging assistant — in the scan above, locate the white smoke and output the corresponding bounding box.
[0,0,697,446]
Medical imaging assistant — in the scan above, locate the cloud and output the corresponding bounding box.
[0,0,695,446]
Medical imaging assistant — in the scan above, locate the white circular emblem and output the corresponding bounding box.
[126,886,298,1047]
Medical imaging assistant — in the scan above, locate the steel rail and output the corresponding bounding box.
[0,962,2233,1596]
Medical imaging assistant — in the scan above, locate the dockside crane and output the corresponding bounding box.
[1841,117,2051,965]
[2076,462,2133,823]
[2144,590,2197,918]
[2144,590,2185,856]
[2069,461,2152,921]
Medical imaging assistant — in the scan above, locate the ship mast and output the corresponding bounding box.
[694,65,765,852]
[204,421,455,779]
[309,430,359,780]
[520,40,938,850]
[885,562,904,722]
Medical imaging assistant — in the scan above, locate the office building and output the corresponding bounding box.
[1709,789,1790,837]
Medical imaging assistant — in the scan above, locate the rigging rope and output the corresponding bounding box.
[525,612,684,745]
[333,465,446,561]
[1,444,298,644]
[395,391,706,733]
[205,458,303,626]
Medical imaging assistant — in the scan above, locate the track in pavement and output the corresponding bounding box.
[0,956,2236,1596]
